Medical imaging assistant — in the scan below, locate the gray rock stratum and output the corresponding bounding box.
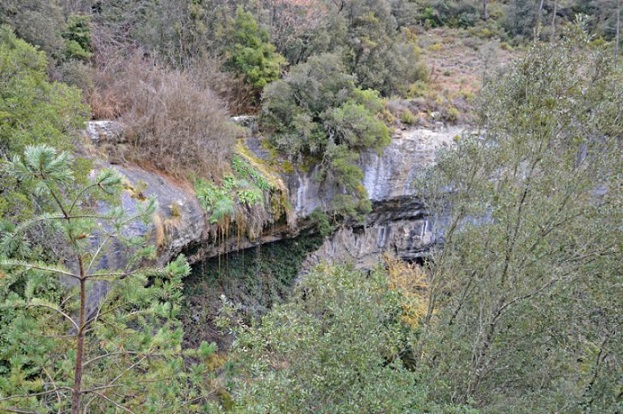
[85,121,462,267]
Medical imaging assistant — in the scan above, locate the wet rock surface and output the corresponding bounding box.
[85,120,462,267]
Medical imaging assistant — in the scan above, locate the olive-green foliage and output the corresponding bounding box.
[0,27,86,154]
[262,52,390,215]
[263,0,425,95]
[92,0,223,67]
[338,0,424,95]
[224,263,479,414]
[0,0,65,61]
[62,14,92,60]
[416,0,481,28]
[501,0,538,39]
[225,7,285,89]
[0,27,87,219]
[226,264,418,413]
[409,0,622,45]
[417,24,623,413]
[0,1,94,70]
[0,145,217,413]
[307,208,334,237]
[182,233,325,349]
[93,0,284,94]
[577,0,622,40]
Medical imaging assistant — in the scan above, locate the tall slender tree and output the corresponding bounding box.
[0,146,216,413]
[417,23,623,413]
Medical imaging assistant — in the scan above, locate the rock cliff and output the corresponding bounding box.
[300,126,460,270]
[85,120,462,267]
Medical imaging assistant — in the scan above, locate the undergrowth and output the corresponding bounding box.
[89,51,237,180]
[181,232,324,350]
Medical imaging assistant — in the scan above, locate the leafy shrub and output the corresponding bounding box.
[0,27,87,154]
[444,106,460,123]
[407,80,430,98]
[400,110,418,125]
[0,27,88,219]
[501,0,537,38]
[0,0,66,61]
[307,208,334,237]
[417,25,623,412]
[418,0,481,29]
[262,52,390,216]
[225,264,420,413]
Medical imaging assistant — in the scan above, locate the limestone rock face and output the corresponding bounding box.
[85,120,462,267]
[85,121,207,265]
[114,165,206,265]
[86,120,125,145]
[289,126,461,269]
[289,126,461,216]
[301,197,434,272]
[362,127,461,201]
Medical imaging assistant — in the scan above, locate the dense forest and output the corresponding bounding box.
[0,0,622,413]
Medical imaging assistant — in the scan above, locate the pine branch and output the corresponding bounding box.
[0,259,80,280]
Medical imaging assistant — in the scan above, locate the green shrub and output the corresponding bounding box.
[444,106,460,123]
[408,80,430,98]
[224,7,285,90]
[307,208,334,237]
[0,0,65,61]
[224,264,471,413]
[418,1,480,29]
[261,52,390,216]
[0,27,87,154]
[400,110,418,125]
[0,27,88,219]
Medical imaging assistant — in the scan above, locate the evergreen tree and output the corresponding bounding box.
[0,145,217,413]
[224,7,285,89]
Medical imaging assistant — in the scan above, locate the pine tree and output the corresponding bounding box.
[0,145,217,413]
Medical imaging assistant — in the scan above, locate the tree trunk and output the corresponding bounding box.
[616,0,621,63]
[551,0,558,43]
[71,257,87,414]
[482,0,488,21]
[536,0,545,40]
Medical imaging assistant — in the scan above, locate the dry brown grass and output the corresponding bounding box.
[420,28,517,101]
[89,51,237,179]
[389,27,520,127]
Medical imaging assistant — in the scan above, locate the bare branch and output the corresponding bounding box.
[89,391,136,414]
